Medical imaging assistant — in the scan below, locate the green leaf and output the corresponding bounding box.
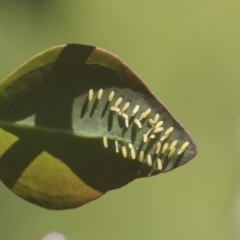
[0,44,197,209]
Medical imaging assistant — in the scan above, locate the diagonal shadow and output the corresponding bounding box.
[0,44,136,195]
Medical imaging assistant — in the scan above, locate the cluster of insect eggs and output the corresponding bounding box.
[87,88,189,170]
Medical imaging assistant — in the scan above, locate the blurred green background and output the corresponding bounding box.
[0,1,240,239]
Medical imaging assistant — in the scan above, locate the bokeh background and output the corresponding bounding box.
[0,1,240,239]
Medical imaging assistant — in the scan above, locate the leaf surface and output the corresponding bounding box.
[0,44,197,209]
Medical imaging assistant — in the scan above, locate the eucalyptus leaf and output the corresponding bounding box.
[0,44,197,209]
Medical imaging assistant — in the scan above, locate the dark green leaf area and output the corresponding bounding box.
[0,44,197,209]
